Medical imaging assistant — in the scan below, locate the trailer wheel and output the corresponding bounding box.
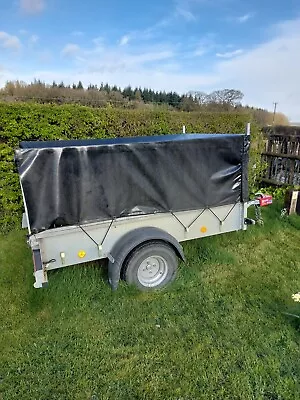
[123,241,178,290]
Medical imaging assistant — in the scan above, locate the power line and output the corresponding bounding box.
[272,102,278,125]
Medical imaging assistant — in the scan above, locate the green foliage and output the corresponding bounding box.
[0,102,262,231]
[259,186,287,200]
[259,186,300,201]
[248,135,267,196]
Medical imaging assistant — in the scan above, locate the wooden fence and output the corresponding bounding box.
[261,126,300,186]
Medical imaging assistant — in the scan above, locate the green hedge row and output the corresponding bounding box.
[0,102,261,231]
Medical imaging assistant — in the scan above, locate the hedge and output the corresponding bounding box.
[0,102,261,231]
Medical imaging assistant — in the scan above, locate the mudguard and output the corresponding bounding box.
[108,227,185,290]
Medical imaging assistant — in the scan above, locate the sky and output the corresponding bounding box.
[0,0,300,120]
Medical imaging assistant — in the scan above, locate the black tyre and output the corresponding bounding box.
[123,241,178,291]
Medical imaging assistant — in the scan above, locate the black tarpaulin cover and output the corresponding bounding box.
[15,133,249,233]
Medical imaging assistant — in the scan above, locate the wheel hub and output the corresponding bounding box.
[137,255,168,287]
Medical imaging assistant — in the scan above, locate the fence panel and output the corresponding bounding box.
[261,126,300,186]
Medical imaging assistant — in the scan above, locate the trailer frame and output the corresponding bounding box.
[18,124,271,290]
[23,199,259,289]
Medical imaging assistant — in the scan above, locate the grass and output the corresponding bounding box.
[0,202,300,400]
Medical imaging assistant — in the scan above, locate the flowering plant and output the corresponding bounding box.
[292,293,300,303]
[283,293,300,320]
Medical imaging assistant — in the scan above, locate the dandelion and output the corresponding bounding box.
[292,293,300,302]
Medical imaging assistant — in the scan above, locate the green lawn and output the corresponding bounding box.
[0,203,300,400]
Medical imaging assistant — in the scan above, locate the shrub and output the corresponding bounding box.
[0,102,262,232]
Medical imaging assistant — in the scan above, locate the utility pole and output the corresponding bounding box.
[272,102,278,125]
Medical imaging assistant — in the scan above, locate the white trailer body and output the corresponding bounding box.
[16,130,271,290]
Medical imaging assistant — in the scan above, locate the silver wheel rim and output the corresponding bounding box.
[137,255,169,287]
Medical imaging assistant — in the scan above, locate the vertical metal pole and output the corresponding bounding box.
[20,179,31,234]
[273,102,277,124]
[182,125,186,134]
[246,122,251,136]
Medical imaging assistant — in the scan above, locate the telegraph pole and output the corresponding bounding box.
[272,102,278,125]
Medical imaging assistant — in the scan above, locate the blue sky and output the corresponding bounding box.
[0,0,300,119]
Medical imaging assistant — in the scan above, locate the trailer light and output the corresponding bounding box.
[78,250,86,258]
[200,226,207,233]
[259,194,273,207]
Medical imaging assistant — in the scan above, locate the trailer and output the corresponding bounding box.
[15,130,271,290]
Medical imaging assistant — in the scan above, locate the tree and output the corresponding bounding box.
[133,89,143,102]
[77,81,84,90]
[179,95,199,111]
[33,78,43,86]
[108,90,126,106]
[222,89,243,105]
[4,81,16,96]
[103,83,111,93]
[166,91,180,107]
[157,91,167,104]
[141,88,149,102]
[189,91,208,106]
[208,89,243,106]
[123,86,134,100]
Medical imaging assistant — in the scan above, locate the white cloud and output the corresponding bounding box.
[39,50,52,63]
[0,68,14,83]
[61,44,80,57]
[4,68,218,95]
[83,48,174,73]
[122,50,173,65]
[0,32,21,50]
[71,31,84,37]
[2,18,300,120]
[119,35,130,46]
[92,37,104,47]
[192,34,216,57]
[143,0,197,34]
[29,34,39,44]
[193,48,207,56]
[214,18,300,120]
[175,0,200,21]
[20,0,45,14]
[19,29,28,35]
[236,13,254,23]
[216,49,243,58]
[224,12,255,24]
[176,7,196,21]
[125,0,209,42]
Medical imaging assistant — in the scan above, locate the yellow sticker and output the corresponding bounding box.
[200,226,207,233]
[78,250,86,258]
